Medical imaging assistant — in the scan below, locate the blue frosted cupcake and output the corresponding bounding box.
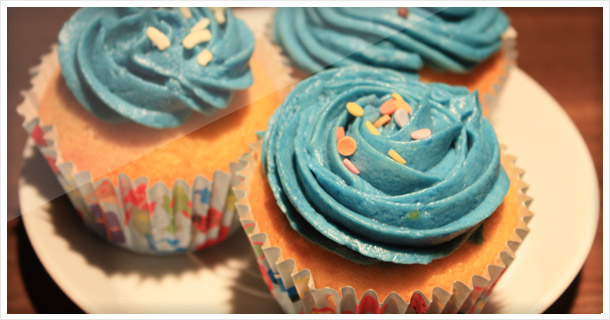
[273,8,517,112]
[18,7,291,254]
[235,66,532,313]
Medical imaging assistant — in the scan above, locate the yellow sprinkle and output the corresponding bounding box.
[392,92,404,101]
[190,18,211,33]
[179,7,192,18]
[388,149,407,165]
[146,26,170,51]
[395,99,413,113]
[182,29,212,49]
[346,102,364,117]
[211,7,226,24]
[365,121,380,135]
[197,49,213,66]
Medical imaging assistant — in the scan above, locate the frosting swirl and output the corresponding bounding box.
[263,67,509,264]
[59,7,254,128]
[274,7,508,75]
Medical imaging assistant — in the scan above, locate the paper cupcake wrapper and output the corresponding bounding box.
[233,139,533,314]
[480,26,518,111]
[16,44,273,255]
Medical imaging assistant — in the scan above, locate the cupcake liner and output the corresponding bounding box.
[233,139,533,314]
[16,27,292,254]
[235,8,296,96]
[17,48,242,254]
[480,26,518,111]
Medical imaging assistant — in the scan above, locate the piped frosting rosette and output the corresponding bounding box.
[273,7,509,75]
[59,7,254,128]
[262,67,509,264]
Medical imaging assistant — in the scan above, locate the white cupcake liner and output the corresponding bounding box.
[480,26,519,111]
[16,35,291,254]
[233,139,533,314]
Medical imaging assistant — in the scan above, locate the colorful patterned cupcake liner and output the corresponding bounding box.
[17,46,255,255]
[233,139,533,314]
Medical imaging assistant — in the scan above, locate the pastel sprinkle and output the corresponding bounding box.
[182,29,212,49]
[380,99,397,115]
[392,92,404,101]
[406,210,420,220]
[146,26,171,51]
[179,7,192,18]
[343,158,360,175]
[411,128,432,140]
[388,149,407,165]
[336,127,345,141]
[395,99,412,113]
[211,7,226,24]
[197,49,213,66]
[346,102,364,117]
[374,115,391,128]
[365,121,380,135]
[394,109,409,128]
[190,18,211,33]
[337,136,357,156]
[398,7,409,19]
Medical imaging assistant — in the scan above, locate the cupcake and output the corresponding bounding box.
[17,7,291,254]
[273,7,517,112]
[234,67,532,313]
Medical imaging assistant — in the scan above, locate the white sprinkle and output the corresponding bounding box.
[211,7,226,24]
[394,108,409,128]
[197,49,213,66]
[182,29,212,49]
[190,18,211,33]
[146,26,170,51]
[179,7,192,19]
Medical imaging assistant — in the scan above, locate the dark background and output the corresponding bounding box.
[6,7,603,314]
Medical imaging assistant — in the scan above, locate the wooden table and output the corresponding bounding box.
[6,7,603,314]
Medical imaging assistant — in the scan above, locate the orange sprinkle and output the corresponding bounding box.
[395,99,412,113]
[337,136,357,156]
[380,99,397,115]
[343,158,360,174]
[374,115,391,128]
[336,127,345,142]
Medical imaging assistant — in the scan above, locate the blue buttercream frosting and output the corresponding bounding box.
[274,8,509,75]
[59,8,254,128]
[262,67,509,264]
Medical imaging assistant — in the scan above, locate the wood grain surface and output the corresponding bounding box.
[5,7,603,314]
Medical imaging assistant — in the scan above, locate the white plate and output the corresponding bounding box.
[483,68,599,313]
[17,8,599,313]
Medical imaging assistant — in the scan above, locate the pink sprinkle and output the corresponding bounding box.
[336,127,345,142]
[398,7,409,18]
[411,128,431,140]
[343,158,360,175]
[379,99,397,115]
